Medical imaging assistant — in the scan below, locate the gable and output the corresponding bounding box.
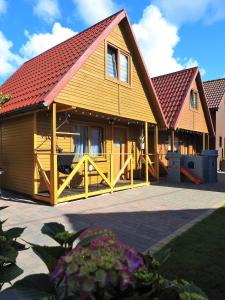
[55,22,156,123]
[176,79,208,133]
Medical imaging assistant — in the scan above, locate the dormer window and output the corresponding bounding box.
[190,90,198,110]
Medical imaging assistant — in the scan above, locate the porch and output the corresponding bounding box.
[33,103,159,205]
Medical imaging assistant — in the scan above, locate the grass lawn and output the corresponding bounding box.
[155,205,225,300]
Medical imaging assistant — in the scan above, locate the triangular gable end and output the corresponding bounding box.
[45,11,166,127]
[175,71,214,135]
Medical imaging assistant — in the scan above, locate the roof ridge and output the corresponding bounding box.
[23,9,124,66]
[204,77,225,84]
[152,66,198,80]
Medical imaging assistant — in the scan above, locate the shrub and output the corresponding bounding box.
[10,224,208,300]
[0,206,26,290]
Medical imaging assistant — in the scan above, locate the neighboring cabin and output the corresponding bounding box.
[204,78,225,168]
[0,10,165,205]
[151,67,214,169]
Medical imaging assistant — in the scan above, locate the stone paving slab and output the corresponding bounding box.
[1,173,225,280]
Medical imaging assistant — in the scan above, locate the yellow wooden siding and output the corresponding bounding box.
[176,80,208,133]
[0,115,33,195]
[36,112,142,193]
[55,23,156,123]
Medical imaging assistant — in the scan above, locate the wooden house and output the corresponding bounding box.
[0,10,165,205]
[204,78,225,168]
[151,67,214,169]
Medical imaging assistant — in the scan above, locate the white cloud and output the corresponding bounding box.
[20,22,76,59]
[0,0,6,14]
[133,5,206,77]
[72,0,117,25]
[33,0,61,23]
[133,5,183,77]
[153,0,225,25]
[0,31,23,79]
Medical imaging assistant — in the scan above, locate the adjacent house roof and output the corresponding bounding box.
[204,78,225,110]
[0,9,166,126]
[152,67,214,134]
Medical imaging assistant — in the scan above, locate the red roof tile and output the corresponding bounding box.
[152,67,198,128]
[0,10,123,115]
[204,78,225,110]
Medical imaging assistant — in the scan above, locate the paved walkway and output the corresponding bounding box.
[1,173,225,278]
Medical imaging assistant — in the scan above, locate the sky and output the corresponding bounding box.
[0,0,225,85]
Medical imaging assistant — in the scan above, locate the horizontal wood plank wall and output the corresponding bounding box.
[177,80,208,133]
[0,115,33,195]
[36,112,142,193]
[55,23,156,124]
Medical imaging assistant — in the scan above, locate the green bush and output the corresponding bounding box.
[9,223,208,300]
[0,206,26,290]
[0,92,11,109]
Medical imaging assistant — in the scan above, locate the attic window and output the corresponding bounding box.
[106,44,130,84]
[107,45,118,79]
[120,53,129,83]
[190,90,198,110]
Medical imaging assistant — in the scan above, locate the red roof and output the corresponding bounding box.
[0,10,123,115]
[152,67,198,128]
[204,78,225,110]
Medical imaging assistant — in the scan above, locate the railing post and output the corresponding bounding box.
[154,124,159,181]
[110,154,114,193]
[84,156,89,198]
[50,102,58,205]
[145,122,149,184]
[130,155,134,188]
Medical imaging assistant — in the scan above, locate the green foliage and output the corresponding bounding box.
[0,92,11,109]
[9,224,208,300]
[0,206,26,290]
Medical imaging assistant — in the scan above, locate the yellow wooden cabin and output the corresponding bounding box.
[0,10,165,205]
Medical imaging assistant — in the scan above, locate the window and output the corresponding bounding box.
[219,136,222,148]
[73,125,88,159]
[73,125,104,158]
[190,90,198,110]
[107,44,130,84]
[120,53,129,83]
[90,127,103,156]
[107,46,118,79]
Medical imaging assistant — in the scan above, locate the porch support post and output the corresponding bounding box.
[50,102,58,205]
[33,112,38,195]
[171,130,175,152]
[145,122,149,184]
[206,133,209,150]
[202,132,206,151]
[154,124,159,181]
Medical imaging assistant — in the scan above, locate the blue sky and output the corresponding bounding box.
[0,0,225,85]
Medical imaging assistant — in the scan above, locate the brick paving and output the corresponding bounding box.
[1,173,225,279]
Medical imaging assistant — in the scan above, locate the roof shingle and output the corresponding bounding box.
[204,78,225,110]
[152,67,197,128]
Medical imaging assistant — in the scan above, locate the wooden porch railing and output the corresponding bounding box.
[34,153,156,205]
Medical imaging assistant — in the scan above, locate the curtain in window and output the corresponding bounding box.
[107,47,117,78]
[120,53,128,82]
[74,125,88,160]
[91,127,103,156]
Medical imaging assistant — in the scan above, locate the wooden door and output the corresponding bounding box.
[113,127,127,178]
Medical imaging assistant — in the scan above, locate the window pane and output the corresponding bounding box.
[107,46,118,78]
[73,125,88,159]
[190,91,194,109]
[91,127,103,156]
[193,92,198,109]
[120,53,128,82]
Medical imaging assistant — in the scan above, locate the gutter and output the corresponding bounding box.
[0,102,46,121]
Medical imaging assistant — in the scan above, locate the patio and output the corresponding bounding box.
[1,173,225,278]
